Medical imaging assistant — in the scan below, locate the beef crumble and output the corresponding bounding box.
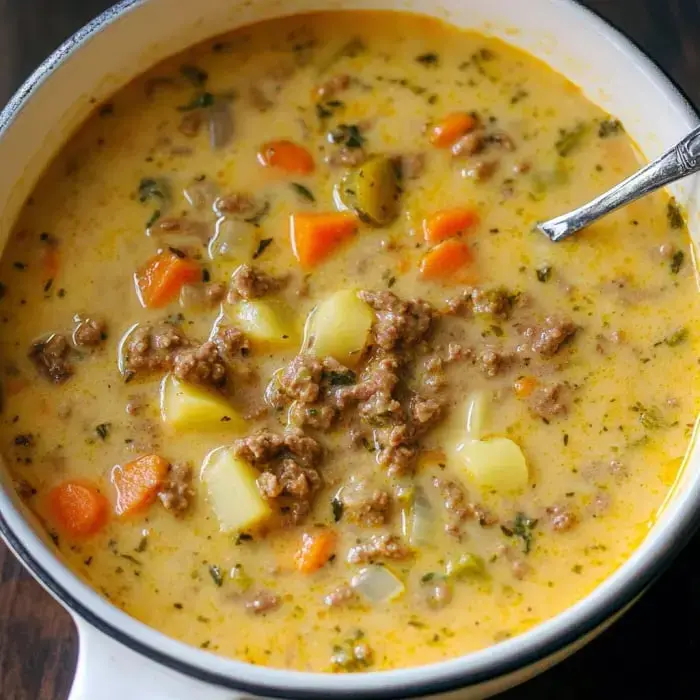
[228,264,287,301]
[29,334,73,383]
[72,316,106,347]
[158,462,195,515]
[346,534,412,563]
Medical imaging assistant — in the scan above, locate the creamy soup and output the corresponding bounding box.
[0,11,698,673]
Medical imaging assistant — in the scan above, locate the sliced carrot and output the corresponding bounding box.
[429,112,477,148]
[47,480,109,538]
[42,245,60,279]
[294,530,337,573]
[135,251,201,308]
[257,140,315,175]
[112,454,170,517]
[423,207,479,245]
[513,375,538,399]
[290,212,358,267]
[420,239,473,280]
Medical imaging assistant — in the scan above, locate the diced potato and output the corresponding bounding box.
[339,156,401,226]
[207,218,257,263]
[304,290,374,367]
[201,448,271,532]
[465,390,491,440]
[235,300,295,346]
[458,438,528,492]
[160,374,244,430]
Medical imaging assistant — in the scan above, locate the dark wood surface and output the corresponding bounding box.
[1,1,700,698]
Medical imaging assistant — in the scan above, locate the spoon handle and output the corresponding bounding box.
[538,124,700,241]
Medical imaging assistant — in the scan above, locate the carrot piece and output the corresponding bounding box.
[42,245,60,279]
[112,454,170,517]
[420,239,473,280]
[429,112,477,148]
[423,207,479,244]
[135,251,201,308]
[290,212,358,267]
[257,140,315,174]
[294,530,337,573]
[47,480,109,538]
[513,375,538,399]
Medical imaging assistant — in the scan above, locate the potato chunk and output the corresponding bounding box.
[458,438,528,492]
[202,448,271,532]
[234,300,295,346]
[160,374,244,430]
[304,290,374,367]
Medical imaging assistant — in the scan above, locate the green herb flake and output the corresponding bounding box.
[502,512,538,554]
[555,123,589,157]
[667,199,684,229]
[331,497,344,522]
[178,91,215,111]
[536,266,552,283]
[95,423,111,441]
[598,118,624,138]
[324,370,357,386]
[670,250,685,274]
[138,178,168,203]
[253,237,273,259]
[416,52,439,66]
[180,64,208,86]
[665,327,688,347]
[291,183,316,202]
[145,209,161,228]
[331,123,365,149]
[209,564,224,587]
[632,402,667,430]
[420,572,436,582]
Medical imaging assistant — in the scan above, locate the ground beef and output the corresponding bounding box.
[205,283,227,304]
[212,325,249,359]
[410,396,443,432]
[29,334,72,383]
[546,505,578,532]
[124,324,186,375]
[245,590,281,614]
[334,352,400,413]
[346,534,411,564]
[376,433,417,476]
[172,341,227,387]
[233,430,285,465]
[523,317,577,357]
[158,462,194,515]
[433,477,497,533]
[471,287,513,317]
[324,584,357,607]
[451,130,484,157]
[72,316,106,347]
[359,290,435,351]
[228,265,287,301]
[315,73,350,99]
[288,402,337,430]
[396,153,425,180]
[214,193,256,216]
[462,159,499,182]
[341,480,391,527]
[275,353,323,404]
[326,146,367,168]
[529,383,567,420]
[257,458,321,500]
[477,347,512,377]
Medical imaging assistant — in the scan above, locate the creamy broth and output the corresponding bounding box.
[0,11,698,672]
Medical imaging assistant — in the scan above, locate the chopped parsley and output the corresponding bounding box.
[416,52,439,66]
[291,182,316,202]
[138,178,168,203]
[252,238,273,259]
[178,91,215,111]
[536,265,552,283]
[667,199,684,229]
[331,497,344,522]
[244,201,271,227]
[324,369,357,386]
[95,423,111,440]
[180,64,208,86]
[555,123,589,157]
[671,250,685,274]
[330,123,365,149]
[502,512,538,554]
[209,564,224,587]
[598,118,624,138]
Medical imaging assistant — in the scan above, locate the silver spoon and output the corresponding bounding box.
[537,124,700,242]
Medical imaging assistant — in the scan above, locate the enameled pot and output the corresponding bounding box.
[0,1,698,698]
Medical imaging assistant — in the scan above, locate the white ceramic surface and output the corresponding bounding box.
[0,1,698,699]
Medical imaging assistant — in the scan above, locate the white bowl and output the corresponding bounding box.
[0,1,698,699]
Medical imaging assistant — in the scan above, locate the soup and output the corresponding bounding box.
[0,11,697,673]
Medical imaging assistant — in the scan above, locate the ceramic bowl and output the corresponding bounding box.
[0,1,698,698]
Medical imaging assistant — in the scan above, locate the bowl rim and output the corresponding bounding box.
[1,0,699,697]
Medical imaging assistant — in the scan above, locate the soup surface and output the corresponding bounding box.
[1,11,698,672]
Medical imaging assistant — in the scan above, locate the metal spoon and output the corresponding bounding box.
[537,124,700,242]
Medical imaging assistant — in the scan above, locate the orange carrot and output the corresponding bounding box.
[429,112,477,148]
[47,480,109,538]
[42,245,60,279]
[423,207,479,244]
[135,251,201,308]
[420,239,473,280]
[112,454,170,517]
[257,140,315,174]
[290,212,358,267]
[294,530,337,573]
[513,375,538,399]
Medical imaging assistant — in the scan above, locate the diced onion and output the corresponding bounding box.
[408,486,433,547]
[208,217,256,262]
[351,565,405,603]
[465,390,490,441]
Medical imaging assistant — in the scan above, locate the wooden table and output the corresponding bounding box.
[1,1,699,697]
